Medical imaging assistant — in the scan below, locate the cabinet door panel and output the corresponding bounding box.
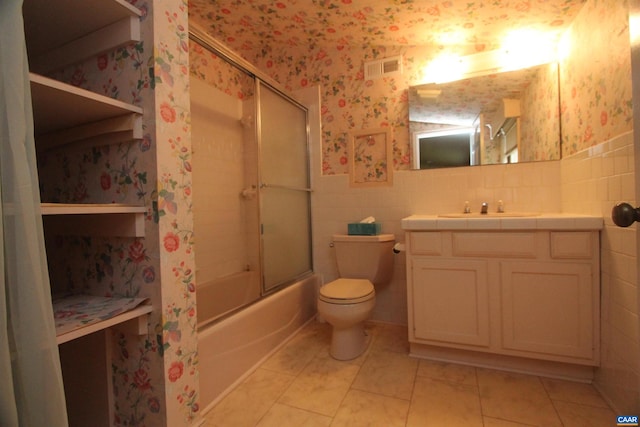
[500,261,593,359]
[411,258,489,347]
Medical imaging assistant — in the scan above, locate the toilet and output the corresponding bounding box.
[318,233,395,360]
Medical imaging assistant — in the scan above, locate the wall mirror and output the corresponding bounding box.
[409,62,561,169]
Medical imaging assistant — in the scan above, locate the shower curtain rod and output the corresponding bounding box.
[188,23,306,110]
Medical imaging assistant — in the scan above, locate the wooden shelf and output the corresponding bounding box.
[30,73,143,149]
[23,0,141,73]
[41,203,146,215]
[54,295,152,345]
[41,203,147,237]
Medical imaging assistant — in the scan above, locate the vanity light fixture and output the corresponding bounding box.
[500,29,557,72]
[631,11,640,43]
[423,30,559,84]
[416,88,442,99]
[422,54,468,84]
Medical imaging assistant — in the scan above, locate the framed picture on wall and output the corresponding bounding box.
[348,128,393,187]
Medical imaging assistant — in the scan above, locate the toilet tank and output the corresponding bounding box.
[332,234,395,286]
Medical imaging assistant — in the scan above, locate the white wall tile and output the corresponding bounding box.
[561,133,639,412]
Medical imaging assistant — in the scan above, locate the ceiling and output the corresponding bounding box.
[188,0,588,56]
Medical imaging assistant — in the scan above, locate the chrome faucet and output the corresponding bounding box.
[481,202,488,214]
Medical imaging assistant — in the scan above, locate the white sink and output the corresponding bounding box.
[438,212,540,218]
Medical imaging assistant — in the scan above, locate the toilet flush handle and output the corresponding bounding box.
[612,202,640,227]
[393,243,405,253]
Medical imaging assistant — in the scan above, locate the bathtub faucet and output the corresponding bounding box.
[481,202,488,214]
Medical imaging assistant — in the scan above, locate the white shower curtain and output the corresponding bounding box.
[0,0,68,425]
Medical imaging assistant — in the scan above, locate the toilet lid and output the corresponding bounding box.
[319,278,374,302]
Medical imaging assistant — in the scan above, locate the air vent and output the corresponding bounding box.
[364,55,402,80]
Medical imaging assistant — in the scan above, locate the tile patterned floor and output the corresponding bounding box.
[201,320,616,427]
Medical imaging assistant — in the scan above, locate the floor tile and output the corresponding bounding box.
[204,368,295,427]
[261,322,329,376]
[483,416,538,426]
[553,400,617,427]
[370,323,410,354]
[407,376,484,427]
[255,403,332,427]
[541,377,611,408]
[416,359,478,387]
[202,321,616,427]
[477,369,563,427]
[277,355,360,416]
[331,389,410,427]
[351,349,418,400]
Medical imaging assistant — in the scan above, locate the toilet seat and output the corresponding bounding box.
[319,278,374,304]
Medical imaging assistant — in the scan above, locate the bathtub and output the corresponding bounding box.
[197,273,319,413]
[196,271,262,328]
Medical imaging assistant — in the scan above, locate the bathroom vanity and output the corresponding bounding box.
[401,214,603,380]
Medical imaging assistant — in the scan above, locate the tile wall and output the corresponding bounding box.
[560,131,639,412]
[311,159,562,324]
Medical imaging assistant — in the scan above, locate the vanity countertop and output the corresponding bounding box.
[401,213,604,231]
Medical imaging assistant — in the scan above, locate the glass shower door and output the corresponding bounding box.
[257,81,312,293]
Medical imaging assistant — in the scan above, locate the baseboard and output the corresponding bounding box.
[409,342,595,383]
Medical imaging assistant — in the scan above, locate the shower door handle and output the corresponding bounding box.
[612,202,640,227]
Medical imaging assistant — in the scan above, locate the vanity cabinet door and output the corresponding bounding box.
[500,261,595,361]
[410,258,490,348]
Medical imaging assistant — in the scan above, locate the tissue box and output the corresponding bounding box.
[347,223,381,235]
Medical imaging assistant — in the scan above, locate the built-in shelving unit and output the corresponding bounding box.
[23,0,141,74]
[30,73,143,150]
[26,0,148,325]
[23,0,148,424]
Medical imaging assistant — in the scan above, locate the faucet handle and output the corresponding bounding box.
[464,201,471,213]
[497,200,504,213]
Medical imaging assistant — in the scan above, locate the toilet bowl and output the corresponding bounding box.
[318,278,376,360]
[317,234,395,360]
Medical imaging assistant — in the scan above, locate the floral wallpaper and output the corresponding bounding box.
[35,0,198,425]
[559,0,632,154]
[519,62,561,162]
[152,0,199,424]
[188,0,589,175]
[352,130,392,185]
[189,42,255,99]
[188,0,587,52]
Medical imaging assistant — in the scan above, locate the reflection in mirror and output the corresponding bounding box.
[409,62,561,169]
